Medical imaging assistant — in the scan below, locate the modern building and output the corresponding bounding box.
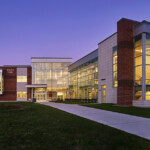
[0,65,32,101]
[1,18,150,107]
[68,49,98,100]
[0,58,72,101]
[98,33,117,104]
[27,57,72,101]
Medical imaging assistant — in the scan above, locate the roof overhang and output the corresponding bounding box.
[26,84,47,88]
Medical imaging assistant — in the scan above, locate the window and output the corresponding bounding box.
[0,71,3,94]
[17,92,27,98]
[17,76,27,82]
[69,57,98,99]
[134,34,142,100]
[113,46,118,87]
[135,46,142,57]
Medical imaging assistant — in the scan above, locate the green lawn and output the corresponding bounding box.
[0,102,150,150]
[81,103,150,118]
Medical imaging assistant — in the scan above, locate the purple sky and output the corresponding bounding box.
[0,0,150,65]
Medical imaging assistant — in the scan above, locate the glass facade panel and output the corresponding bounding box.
[146,85,150,100]
[135,56,142,66]
[146,40,150,45]
[135,40,142,47]
[146,65,150,79]
[113,46,118,87]
[145,33,150,100]
[134,46,142,57]
[69,57,98,100]
[146,80,150,85]
[32,62,71,100]
[17,92,27,98]
[135,86,142,100]
[135,91,142,100]
[135,66,142,81]
[146,45,150,55]
[134,33,150,100]
[134,36,142,100]
[146,56,150,64]
[17,76,27,82]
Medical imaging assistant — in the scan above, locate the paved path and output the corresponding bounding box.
[39,102,150,140]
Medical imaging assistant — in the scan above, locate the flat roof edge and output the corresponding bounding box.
[117,18,139,23]
[3,65,31,67]
[69,49,98,68]
[98,32,117,45]
[31,57,72,59]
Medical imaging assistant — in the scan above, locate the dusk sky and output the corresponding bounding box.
[0,0,150,65]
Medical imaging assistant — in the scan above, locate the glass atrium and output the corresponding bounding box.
[134,33,150,100]
[69,57,98,99]
[32,61,71,100]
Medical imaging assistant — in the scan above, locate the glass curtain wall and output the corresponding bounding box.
[113,46,118,87]
[145,33,150,100]
[69,57,98,100]
[134,34,142,100]
[32,62,70,100]
[134,33,150,100]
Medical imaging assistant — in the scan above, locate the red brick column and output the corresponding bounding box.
[117,19,139,106]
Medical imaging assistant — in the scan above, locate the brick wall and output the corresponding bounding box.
[0,67,17,101]
[117,19,139,105]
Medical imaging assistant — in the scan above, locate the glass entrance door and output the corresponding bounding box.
[35,93,46,101]
[101,85,106,103]
[34,88,46,101]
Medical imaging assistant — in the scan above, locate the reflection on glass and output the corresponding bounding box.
[135,40,142,47]
[135,46,142,57]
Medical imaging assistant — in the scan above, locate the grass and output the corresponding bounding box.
[81,103,150,118]
[0,102,150,150]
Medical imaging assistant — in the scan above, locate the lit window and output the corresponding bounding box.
[0,72,3,94]
[113,46,118,87]
[135,56,142,66]
[17,92,27,98]
[134,46,142,57]
[134,35,142,100]
[17,76,27,82]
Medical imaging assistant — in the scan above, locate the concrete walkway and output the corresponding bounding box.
[39,102,150,140]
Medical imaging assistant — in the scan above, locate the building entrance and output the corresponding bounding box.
[34,93,46,100]
[33,88,47,101]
